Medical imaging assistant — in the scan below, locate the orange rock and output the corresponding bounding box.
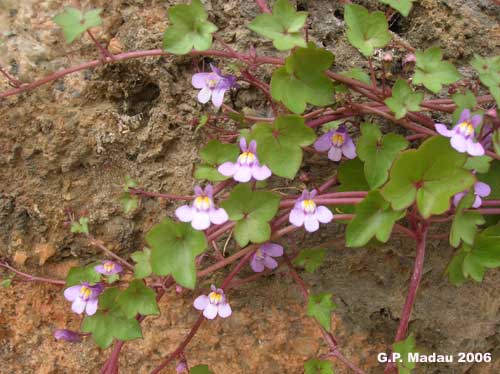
[13,251,28,266]
[35,243,56,265]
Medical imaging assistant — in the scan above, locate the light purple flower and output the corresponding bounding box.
[218,138,272,183]
[63,282,103,316]
[314,125,357,162]
[250,243,283,272]
[191,64,237,108]
[54,329,81,343]
[94,261,122,276]
[289,189,334,232]
[435,109,485,156]
[176,185,228,231]
[453,181,491,208]
[193,285,232,320]
[176,360,188,373]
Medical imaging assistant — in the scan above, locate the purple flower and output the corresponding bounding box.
[435,109,485,156]
[176,185,228,230]
[453,181,491,208]
[94,261,122,276]
[193,285,232,320]
[250,243,283,272]
[314,125,356,162]
[191,64,237,108]
[218,138,272,183]
[63,282,103,316]
[53,329,81,343]
[289,189,334,232]
[176,360,188,374]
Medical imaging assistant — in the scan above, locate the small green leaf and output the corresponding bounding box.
[346,191,405,247]
[306,293,336,331]
[162,0,217,55]
[382,136,475,218]
[106,273,120,284]
[446,247,468,286]
[120,192,139,214]
[344,4,392,57]
[53,7,103,43]
[304,358,334,374]
[378,0,415,17]
[66,264,101,286]
[293,248,327,273]
[385,79,424,119]
[146,219,207,289]
[250,115,316,178]
[71,217,89,234]
[131,248,152,279]
[195,140,240,181]
[221,184,280,246]
[464,155,492,174]
[357,123,408,189]
[471,55,500,106]
[116,280,160,319]
[195,114,209,133]
[462,252,485,282]
[1,279,12,288]
[190,365,213,374]
[451,90,477,124]
[270,42,334,114]
[393,334,417,374]
[471,223,500,268]
[450,190,484,248]
[413,47,461,93]
[248,0,307,51]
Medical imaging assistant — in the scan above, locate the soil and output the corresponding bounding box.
[0,0,499,373]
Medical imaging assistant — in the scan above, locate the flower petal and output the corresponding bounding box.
[472,195,483,208]
[239,137,247,151]
[197,87,212,104]
[211,88,226,108]
[94,265,106,274]
[175,205,194,222]
[458,109,471,124]
[450,135,467,153]
[218,302,232,318]
[234,165,252,182]
[194,186,203,196]
[64,286,82,302]
[304,215,320,232]
[248,140,257,153]
[341,138,357,159]
[191,211,211,230]
[203,303,218,319]
[453,192,465,207]
[435,123,453,137]
[314,132,333,152]
[466,140,485,156]
[328,146,342,162]
[315,206,334,224]
[261,243,283,257]
[471,114,482,128]
[250,256,265,272]
[252,165,272,181]
[85,299,98,316]
[289,208,305,227]
[71,298,86,314]
[204,184,214,197]
[193,295,209,311]
[192,73,210,89]
[209,208,228,225]
[263,255,278,270]
[475,182,491,197]
[218,162,238,177]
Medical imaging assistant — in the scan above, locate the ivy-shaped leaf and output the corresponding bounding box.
[393,334,417,374]
[334,67,371,93]
[53,7,103,44]
[306,293,336,331]
[120,176,139,214]
[304,358,334,374]
[66,264,100,286]
[378,0,416,17]
[451,90,478,124]
[382,136,475,218]
[357,123,409,189]
[250,115,316,178]
[413,47,461,93]
[116,280,160,319]
[195,140,240,181]
[190,365,213,374]
[248,0,307,51]
[464,155,492,174]
[146,219,207,289]
[131,248,152,279]
[71,217,89,234]
[163,0,217,55]
[346,191,405,247]
[270,42,334,114]
[450,190,484,248]
[221,184,280,246]
[344,4,392,57]
[292,248,327,273]
[385,79,424,119]
[471,55,500,106]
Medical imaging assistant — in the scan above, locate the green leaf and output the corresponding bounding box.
[471,55,500,106]
[384,79,424,119]
[248,0,307,51]
[464,155,492,174]
[190,365,213,374]
[162,0,217,55]
[346,191,405,247]
[446,247,468,286]
[221,184,280,246]
[66,264,101,286]
[146,219,207,289]
[450,190,484,247]
[336,158,370,214]
[0,279,12,288]
[293,248,327,273]
[106,273,120,284]
[71,217,89,234]
[82,288,142,348]
[378,0,415,17]
[250,115,316,178]
[357,123,409,189]
[478,160,500,199]
[131,248,152,279]
[120,192,139,214]
[344,4,392,57]
[270,42,334,114]
[334,68,371,93]
[413,47,461,93]
[195,114,209,134]
[304,358,334,374]
[471,223,500,268]
[382,136,475,218]
[53,7,103,43]
[116,280,160,319]
[195,140,240,182]
[393,334,417,374]
[306,293,336,331]
[462,252,485,282]
[451,90,477,124]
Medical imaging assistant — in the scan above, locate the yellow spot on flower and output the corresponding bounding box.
[79,286,92,301]
[103,262,115,273]
[207,78,218,88]
[458,121,474,136]
[301,199,316,213]
[331,133,345,147]
[194,196,212,210]
[238,151,256,165]
[208,291,223,304]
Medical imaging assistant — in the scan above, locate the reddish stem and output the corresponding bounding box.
[0,261,65,286]
[255,0,272,13]
[86,30,115,61]
[0,66,21,87]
